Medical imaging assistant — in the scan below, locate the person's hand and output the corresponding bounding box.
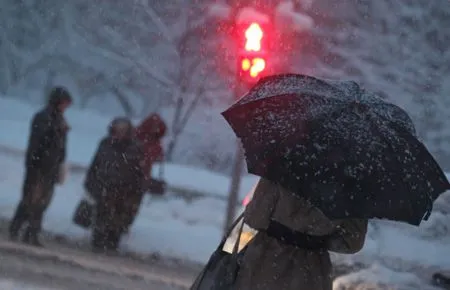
[57,163,68,185]
[146,178,166,195]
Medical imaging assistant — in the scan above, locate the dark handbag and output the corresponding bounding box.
[433,272,450,289]
[73,198,95,228]
[190,214,245,290]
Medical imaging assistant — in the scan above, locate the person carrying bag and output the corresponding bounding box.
[72,191,96,228]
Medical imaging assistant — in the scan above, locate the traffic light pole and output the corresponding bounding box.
[223,78,245,235]
[223,138,245,234]
[223,10,270,235]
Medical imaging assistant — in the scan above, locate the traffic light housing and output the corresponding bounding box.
[237,21,269,84]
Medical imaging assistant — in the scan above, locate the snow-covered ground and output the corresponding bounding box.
[1,98,450,288]
[0,151,223,264]
[0,98,259,200]
[0,279,62,290]
[0,280,56,290]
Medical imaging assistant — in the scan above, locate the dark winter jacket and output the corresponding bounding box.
[25,100,70,183]
[84,137,144,200]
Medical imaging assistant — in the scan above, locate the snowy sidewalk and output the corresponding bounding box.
[0,151,224,264]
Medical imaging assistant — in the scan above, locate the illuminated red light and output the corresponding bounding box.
[250,58,265,78]
[244,23,263,52]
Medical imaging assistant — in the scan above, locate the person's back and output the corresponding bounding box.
[84,137,110,200]
[89,117,144,252]
[235,178,368,290]
[106,138,143,193]
[25,103,69,182]
[85,122,144,198]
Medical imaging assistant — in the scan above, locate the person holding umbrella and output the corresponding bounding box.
[217,74,450,290]
[234,178,367,289]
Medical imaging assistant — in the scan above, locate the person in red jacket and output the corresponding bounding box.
[123,113,167,233]
[135,113,166,178]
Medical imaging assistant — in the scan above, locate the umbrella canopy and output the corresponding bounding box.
[222,74,450,225]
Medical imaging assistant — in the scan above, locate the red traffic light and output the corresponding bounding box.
[244,23,263,52]
[236,21,270,84]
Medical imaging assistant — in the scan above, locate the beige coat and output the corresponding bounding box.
[235,178,368,290]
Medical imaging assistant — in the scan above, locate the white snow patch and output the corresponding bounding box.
[275,1,314,33]
[236,7,270,24]
[152,163,258,199]
[0,279,58,290]
[207,2,231,20]
[333,263,425,289]
[0,152,223,264]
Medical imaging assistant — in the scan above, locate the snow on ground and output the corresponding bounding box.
[0,98,259,200]
[1,97,450,288]
[0,151,223,264]
[0,279,56,290]
[333,263,431,290]
[275,1,315,33]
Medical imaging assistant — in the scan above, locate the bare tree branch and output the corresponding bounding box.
[138,0,175,44]
[111,86,134,117]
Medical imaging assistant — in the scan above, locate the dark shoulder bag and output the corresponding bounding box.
[190,214,245,290]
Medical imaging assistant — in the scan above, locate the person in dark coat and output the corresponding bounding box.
[9,87,72,246]
[84,117,145,252]
[235,178,368,290]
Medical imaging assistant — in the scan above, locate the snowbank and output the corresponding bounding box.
[0,96,257,264]
[0,279,56,290]
[275,1,314,33]
[333,264,426,289]
[152,163,258,199]
[0,152,223,264]
[0,97,259,200]
[207,2,231,20]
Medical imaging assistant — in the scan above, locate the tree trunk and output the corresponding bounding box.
[165,91,203,161]
[165,136,178,161]
[42,70,56,103]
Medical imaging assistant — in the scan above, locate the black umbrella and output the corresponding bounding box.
[222,74,450,225]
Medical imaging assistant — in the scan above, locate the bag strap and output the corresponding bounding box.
[190,213,245,289]
[231,218,245,255]
[218,213,245,249]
